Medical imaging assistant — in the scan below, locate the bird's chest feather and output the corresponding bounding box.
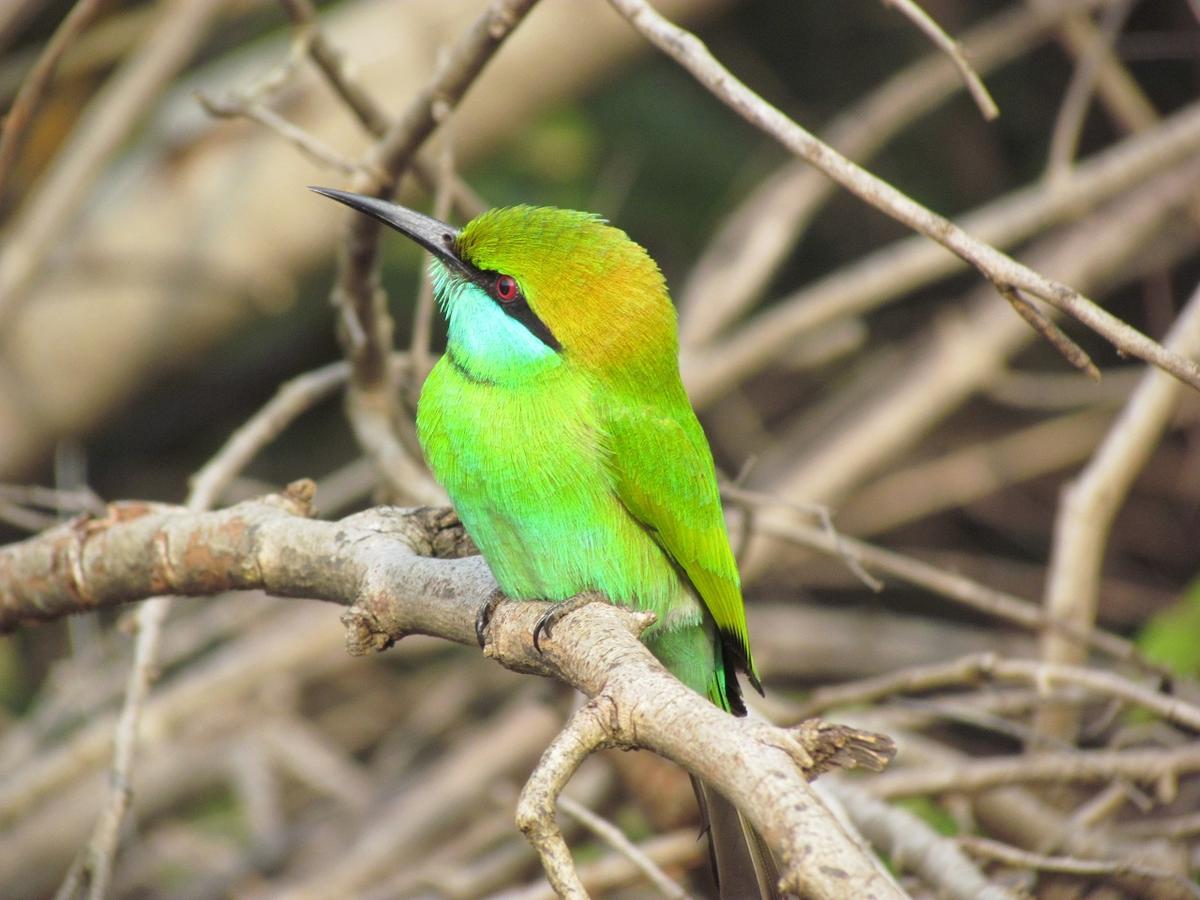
[416,358,680,609]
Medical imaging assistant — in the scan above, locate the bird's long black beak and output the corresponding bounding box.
[308,186,473,278]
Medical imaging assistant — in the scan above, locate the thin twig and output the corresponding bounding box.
[0,482,105,515]
[721,485,883,592]
[0,499,57,531]
[880,0,999,120]
[755,515,1163,674]
[607,0,1200,390]
[276,0,389,136]
[1029,0,1158,133]
[557,796,691,899]
[837,408,1115,535]
[683,105,1200,406]
[998,285,1100,380]
[0,0,107,204]
[986,365,1144,409]
[1044,0,1139,180]
[188,360,351,510]
[868,741,1200,798]
[197,91,382,180]
[891,694,1054,748]
[70,596,171,900]
[495,830,702,900]
[956,835,1200,896]
[278,0,486,219]
[823,780,1014,900]
[1119,811,1200,840]
[57,361,357,896]
[793,653,1199,732]
[678,0,1113,348]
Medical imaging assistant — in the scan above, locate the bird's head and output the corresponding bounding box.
[311,187,677,386]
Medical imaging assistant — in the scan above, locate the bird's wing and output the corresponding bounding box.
[601,394,758,687]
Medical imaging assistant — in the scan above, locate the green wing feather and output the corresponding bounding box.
[601,390,761,693]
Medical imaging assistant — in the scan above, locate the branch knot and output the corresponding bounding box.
[340,605,399,656]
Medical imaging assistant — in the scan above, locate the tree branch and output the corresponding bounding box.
[1038,280,1200,742]
[880,0,999,121]
[323,0,539,506]
[869,742,1200,800]
[607,0,1200,389]
[683,102,1200,406]
[677,0,1113,348]
[792,652,1200,732]
[0,485,899,898]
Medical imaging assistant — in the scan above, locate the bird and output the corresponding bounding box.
[311,186,776,899]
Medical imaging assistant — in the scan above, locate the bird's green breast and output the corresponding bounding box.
[416,356,700,631]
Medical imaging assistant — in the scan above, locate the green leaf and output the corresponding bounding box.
[1137,579,1200,676]
[894,797,959,837]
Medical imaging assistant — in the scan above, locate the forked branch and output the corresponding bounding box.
[0,486,897,899]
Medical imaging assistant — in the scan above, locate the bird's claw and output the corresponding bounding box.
[532,594,600,653]
[474,590,506,648]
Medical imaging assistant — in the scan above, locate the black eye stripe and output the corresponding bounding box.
[477,270,562,352]
[501,295,562,351]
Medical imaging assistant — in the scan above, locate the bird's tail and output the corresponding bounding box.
[692,776,782,900]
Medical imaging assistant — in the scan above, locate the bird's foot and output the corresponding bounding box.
[474,589,507,648]
[533,593,604,653]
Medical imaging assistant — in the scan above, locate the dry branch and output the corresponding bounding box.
[198,91,378,180]
[319,0,540,506]
[869,742,1200,799]
[1044,0,1138,179]
[0,0,226,332]
[741,154,1200,524]
[683,98,1200,407]
[0,0,106,203]
[678,0,1115,347]
[278,0,389,136]
[1037,281,1200,742]
[278,0,487,219]
[748,508,1157,672]
[330,0,541,379]
[556,795,690,900]
[496,830,702,900]
[824,780,1014,900]
[793,653,1200,732]
[880,0,999,121]
[608,0,1200,390]
[188,360,351,510]
[957,835,1200,897]
[0,485,899,898]
[1029,0,1158,133]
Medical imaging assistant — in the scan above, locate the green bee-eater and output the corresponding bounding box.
[312,187,775,898]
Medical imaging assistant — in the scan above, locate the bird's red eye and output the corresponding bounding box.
[494,274,519,302]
